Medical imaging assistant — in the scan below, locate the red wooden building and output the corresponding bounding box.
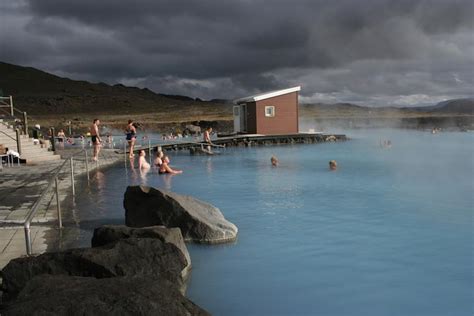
[233,86,301,135]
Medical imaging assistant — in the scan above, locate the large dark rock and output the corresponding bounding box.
[1,275,210,316]
[124,185,238,244]
[1,237,187,298]
[91,225,191,279]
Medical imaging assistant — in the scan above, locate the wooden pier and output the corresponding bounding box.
[131,133,348,155]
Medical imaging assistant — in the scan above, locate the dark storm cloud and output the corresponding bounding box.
[0,0,472,105]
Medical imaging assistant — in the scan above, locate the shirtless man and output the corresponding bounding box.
[125,119,137,158]
[90,119,102,161]
[203,127,213,153]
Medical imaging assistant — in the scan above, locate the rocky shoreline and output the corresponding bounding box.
[1,186,238,315]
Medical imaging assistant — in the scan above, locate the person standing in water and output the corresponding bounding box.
[90,119,102,161]
[126,119,137,158]
[138,150,150,170]
[203,127,213,153]
[57,129,66,149]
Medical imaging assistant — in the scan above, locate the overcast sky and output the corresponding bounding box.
[1,0,473,106]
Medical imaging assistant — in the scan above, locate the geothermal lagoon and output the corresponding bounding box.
[67,128,473,316]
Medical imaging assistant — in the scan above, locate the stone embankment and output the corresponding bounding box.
[1,186,238,314]
[1,225,209,315]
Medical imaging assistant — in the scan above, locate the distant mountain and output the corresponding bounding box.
[416,98,474,115]
[0,62,231,117]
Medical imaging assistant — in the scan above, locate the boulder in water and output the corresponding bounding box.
[1,237,187,298]
[1,275,210,316]
[124,185,238,244]
[91,225,191,279]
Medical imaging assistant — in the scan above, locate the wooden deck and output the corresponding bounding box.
[130,132,348,154]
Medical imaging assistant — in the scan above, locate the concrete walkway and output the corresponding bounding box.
[0,148,122,268]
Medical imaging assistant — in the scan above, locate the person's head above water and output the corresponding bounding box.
[329,160,337,170]
[271,155,279,166]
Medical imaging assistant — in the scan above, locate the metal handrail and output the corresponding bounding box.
[0,96,34,135]
[0,130,16,142]
[22,149,91,255]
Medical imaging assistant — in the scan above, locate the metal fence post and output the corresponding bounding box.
[124,142,127,169]
[50,127,56,152]
[84,150,90,183]
[24,224,32,256]
[55,176,62,228]
[9,95,13,116]
[70,157,75,196]
[15,128,22,156]
[23,112,28,136]
[148,138,152,165]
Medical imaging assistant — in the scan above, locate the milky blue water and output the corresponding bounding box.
[70,129,473,316]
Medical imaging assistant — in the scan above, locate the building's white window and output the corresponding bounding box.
[233,106,240,116]
[265,106,275,117]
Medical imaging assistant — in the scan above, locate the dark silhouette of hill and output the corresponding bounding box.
[409,98,474,114]
[0,61,231,117]
[303,98,474,115]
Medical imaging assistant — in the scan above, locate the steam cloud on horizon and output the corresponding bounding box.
[0,0,473,106]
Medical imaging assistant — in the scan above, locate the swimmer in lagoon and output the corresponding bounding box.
[329,160,337,171]
[154,150,164,167]
[203,127,213,153]
[138,150,150,170]
[159,156,183,174]
[271,155,279,166]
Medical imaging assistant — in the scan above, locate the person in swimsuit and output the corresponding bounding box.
[154,150,164,167]
[90,119,101,161]
[159,156,183,174]
[203,127,213,153]
[125,119,137,158]
[57,129,66,149]
[329,160,337,171]
[138,150,150,170]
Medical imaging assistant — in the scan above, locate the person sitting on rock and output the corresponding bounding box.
[159,156,183,175]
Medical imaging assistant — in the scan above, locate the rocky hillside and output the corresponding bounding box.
[0,62,232,118]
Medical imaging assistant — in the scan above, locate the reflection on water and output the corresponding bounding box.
[64,129,473,316]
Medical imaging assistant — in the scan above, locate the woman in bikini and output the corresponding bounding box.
[159,156,183,174]
[125,119,137,158]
